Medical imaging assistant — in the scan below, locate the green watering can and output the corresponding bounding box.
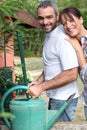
[1,85,75,130]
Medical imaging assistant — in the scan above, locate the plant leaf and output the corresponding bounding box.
[0,112,15,120]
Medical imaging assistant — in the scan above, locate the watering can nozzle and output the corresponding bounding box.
[66,93,76,103]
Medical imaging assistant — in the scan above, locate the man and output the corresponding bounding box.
[27,0,79,122]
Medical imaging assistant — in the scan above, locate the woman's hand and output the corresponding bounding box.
[65,37,86,68]
[65,37,81,51]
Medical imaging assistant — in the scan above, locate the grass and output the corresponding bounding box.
[25,57,43,71]
[14,57,43,71]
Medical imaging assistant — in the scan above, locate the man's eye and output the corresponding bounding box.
[47,16,53,19]
[38,17,43,20]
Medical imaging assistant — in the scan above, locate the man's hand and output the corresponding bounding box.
[29,81,39,87]
[26,83,43,99]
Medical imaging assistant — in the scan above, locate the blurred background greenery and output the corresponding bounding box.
[0,0,87,57]
[14,0,87,57]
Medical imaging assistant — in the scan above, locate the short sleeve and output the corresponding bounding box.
[56,38,79,70]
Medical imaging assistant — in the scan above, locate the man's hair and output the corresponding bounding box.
[36,0,58,15]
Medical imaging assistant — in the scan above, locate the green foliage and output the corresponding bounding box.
[0,112,15,120]
[0,67,15,94]
[15,71,32,85]
[23,29,45,57]
[81,9,87,28]
[14,27,45,57]
[0,0,87,57]
[0,0,24,34]
[14,0,87,57]
[0,0,30,61]
[15,72,24,84]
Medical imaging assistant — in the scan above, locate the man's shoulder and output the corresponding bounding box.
[57,24,67,37]
[55,25,68,42]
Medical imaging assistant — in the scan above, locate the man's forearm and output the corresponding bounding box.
[41,67,78,91]
[36,71,45,83]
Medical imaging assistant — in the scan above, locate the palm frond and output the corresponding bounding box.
[0,6,11,18]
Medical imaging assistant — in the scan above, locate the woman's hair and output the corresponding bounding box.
[59,6,82,23]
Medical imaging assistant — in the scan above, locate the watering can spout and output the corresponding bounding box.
[47,93,76,130]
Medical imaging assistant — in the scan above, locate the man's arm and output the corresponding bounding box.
[27,67,78,98]
[36,71,45,83]
[29,71,44,87]
[42,67,78,90]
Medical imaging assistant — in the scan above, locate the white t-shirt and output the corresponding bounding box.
[43,25,79,100]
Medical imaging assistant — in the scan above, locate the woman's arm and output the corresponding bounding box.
[66,37,87,84]
[80,64,87,84]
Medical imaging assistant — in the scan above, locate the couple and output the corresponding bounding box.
[27,0,87,122]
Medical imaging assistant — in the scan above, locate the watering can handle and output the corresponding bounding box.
[1,85,28,128]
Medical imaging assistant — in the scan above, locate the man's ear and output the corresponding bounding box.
[57,12,59,21]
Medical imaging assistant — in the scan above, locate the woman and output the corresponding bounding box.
[59,6,87,120]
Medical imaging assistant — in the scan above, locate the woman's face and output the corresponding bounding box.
[60,13,83,37]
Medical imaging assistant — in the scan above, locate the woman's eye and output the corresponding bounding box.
[69,19,74,22]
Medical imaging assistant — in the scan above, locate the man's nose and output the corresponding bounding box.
[43,18,48,24]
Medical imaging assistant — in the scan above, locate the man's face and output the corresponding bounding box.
[37,6,59,33]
